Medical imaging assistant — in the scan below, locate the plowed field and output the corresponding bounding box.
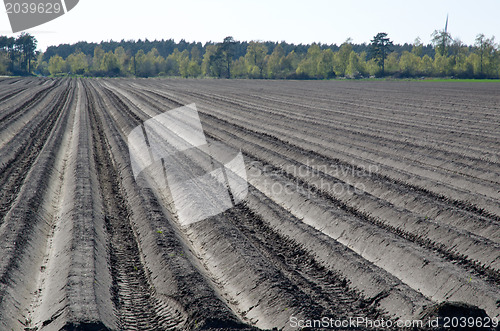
[0,77,499,330]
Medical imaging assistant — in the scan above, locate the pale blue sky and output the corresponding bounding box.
[1,0,499,51]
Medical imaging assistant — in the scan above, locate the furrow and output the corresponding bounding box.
[0,79,75,330]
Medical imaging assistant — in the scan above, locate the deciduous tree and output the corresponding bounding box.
[475,34,496,77]
[201,44,218,77]
[333,40,353,77]
[399,51,419,77]
[67,51,88,74]
[431,30,452,57]
[412,37,423,57]
[48,55,67,75]
[346,51,366,78]
[245,41,268,78]
[92,46,105,72]
[267,44,285,78]
[100,51,120,76]
[318,49,335,79]
[296,44,321,78]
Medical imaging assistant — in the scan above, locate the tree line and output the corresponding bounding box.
[0,33,38,75]
[0,31,499,79]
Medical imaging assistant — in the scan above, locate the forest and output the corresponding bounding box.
[0,30,499,79]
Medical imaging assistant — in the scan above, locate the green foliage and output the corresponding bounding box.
[318,49,335,79]
[399,51,419,77]
[200,36,237,78]
[187,60,201,77]
[282,51,298,77]
[431,30,453,57]
[114,46,129,75]
[334,41,353,77]
[16,33,38,73]
[419,55,434,76]
[475,34,496,77]
[0,52,9,75]
[346,51,367,78]
[245,41,268,78]
[165,49,181,76]
[92,46,105,73]
[296,44,322,78]
[10,33,497,80]
[366,58,379,76]
[101,51,120,76]
[190,46,201,63]
[179,54,190,78]
[412,37,424,57]
[370,32,393,76]
[266,44,281,78]
[218,36,237,78]
[231,57,247,78]
[0,33,37,75]
[385,53,399,75]
[48,55,67,75]
[433,53,453,76]
[67,51,88,74]
[201,44,217,77]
